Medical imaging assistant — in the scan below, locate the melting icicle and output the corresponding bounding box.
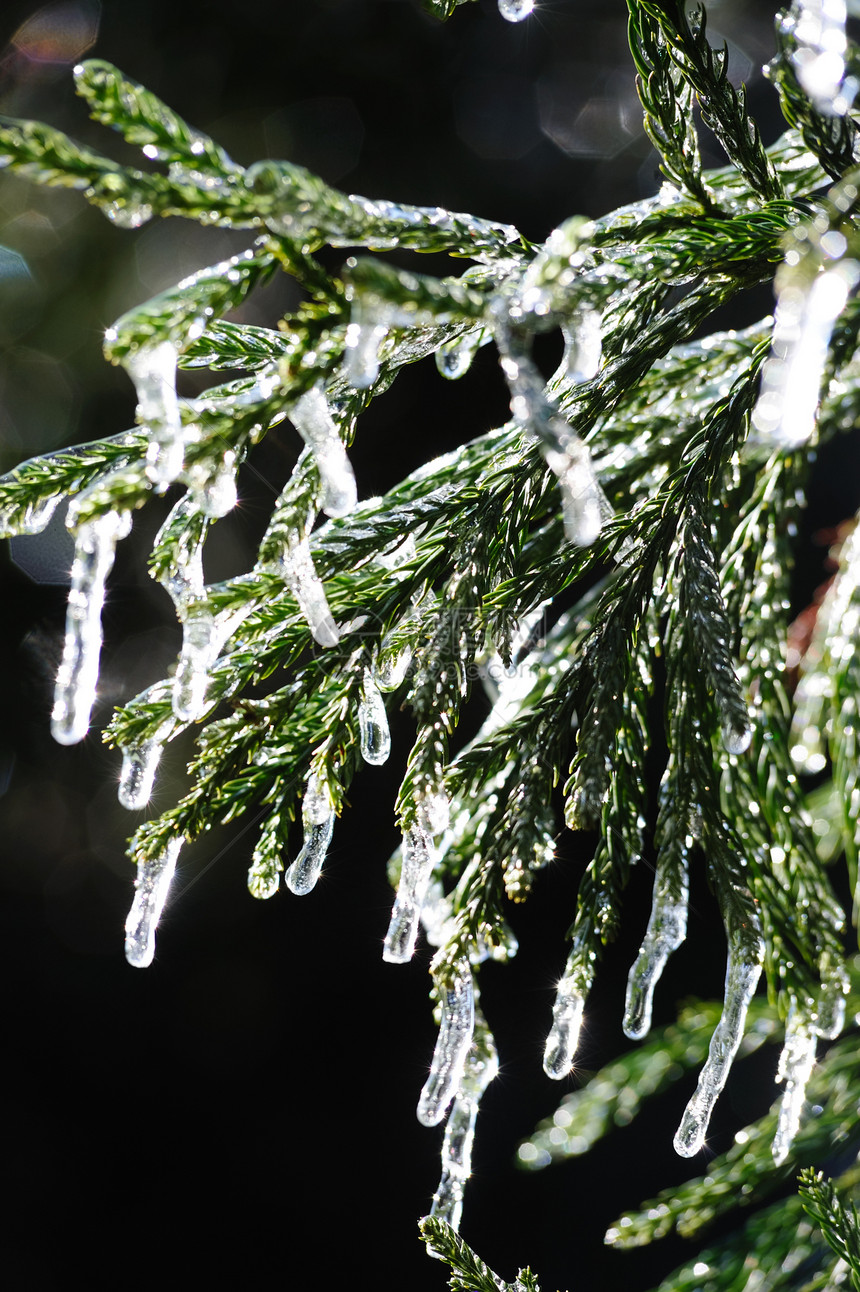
[124,340,185,488]
[198,452,238,519]
[752,260,860,448]
[418,959,475,1127]
[344,298,390,389]
[430,1019,499,1233]
[358,670,391,765]
[435,329,485,381]
[383,793,448,963]
[124,837,182,968]
[674,932,764,1157]
[772,1003,818,1165]
[813,956,850,1038]
[173,613,216,722]
[118,734,166,811]
[790,0,856,116]
[544,971,587,1079]
[51,507,132,745]
[561,308,602,385]
[498,0,535,21]
[281,537,340,648]
[286,771,335,895]
[624,856,689,1040]
[0,493,61,538]
[289,385,357,519]
[544,436,612,547]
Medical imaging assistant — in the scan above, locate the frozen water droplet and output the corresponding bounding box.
[285,816,334,895]
[102,200,154,229]
[430,1019,499,1232]
[124,837,182,968]
[198,452,238,518]
[124,340,185,487]
[673,933,763,1157]
[722,717,753,756]
[281,538,340,647]
[435,329,485,381]
[543,978,585,1079]
[373,646,412,691]
[359,671,391,765]
[383,820,437,963]
[418,960,475,1127]
[772,1003,817,1165]
[118,735,165,810]
[752,262,859,448]
[289,384,357,519]
[418,788,450,836]
[498,0,535,21]
[344,299,389,389]
[51,507,132,745]
[562,308,602,385]
[624,856,688,1040]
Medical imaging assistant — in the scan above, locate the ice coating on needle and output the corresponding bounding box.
[430,1018,499,1233]
[344,298,390,389]
[281,537,340,648]
[623,852,689,1040]
[51,507,132,745]
[286,771,335,895]
[373,645,413,691]
[772,1003,818,1165]
[543,973,586,1079]
[544,437,611,547]
[124,837,182,968]
[383,792,448,963]
[124,340,185,487]
[752,261,859,447]
[358,669,391,765]
[118,734,167,810]
[0,493,60,538]
[674,932,764,1157]
[562,307,603,384]
[418,959,475,1127]
[289,385,357,519]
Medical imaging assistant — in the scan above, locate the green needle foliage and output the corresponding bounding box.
[2,2,860,1287]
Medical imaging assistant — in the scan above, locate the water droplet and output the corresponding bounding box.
[435,329,485,380]
[722,717,753,757]
[102,199,154,229]
[418,959,475,1127]
[498,0,534,22]
[562,308,602,384]
[374,646,413,692]
[0,494,60,538]
[359,671,391,765]
[198,452,238,518]
[430,1019,499,1233]
[124,837,182,968]
[51,506,132,745]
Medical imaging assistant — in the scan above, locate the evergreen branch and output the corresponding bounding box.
[766,14,858,181]
[180,320,290,372]
[421,0,476,19]
[420,1216,533,1292]
[73,60,239,175]
[633,0,783,201]
[799,1170,860,1289]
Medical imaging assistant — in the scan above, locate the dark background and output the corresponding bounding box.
[0,2,849,1289]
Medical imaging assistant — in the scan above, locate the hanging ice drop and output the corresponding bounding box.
[51,508,132,746]
[562,308,602,385]
[544,435,609,547]
[172,613,216,722]
[498,0,535,21]
[543,977,586,1079]
[198,452,238,519]
[118,735,166,811]
[281,537,340,648]
[435,329,485,381]
[772,1004,817,1166]
[124,837,182,968]
[673,933,763,1157]
[373,645,413,692]
[383,807,441,963]
[359,671,391,765]
[124,340,185,487]
[430,1022,499,1233]
[289,385,357,519]
[721,716,753,756]
[344,299,389,389]
[285,816,335,896]
[418,959,475,1127]
[623,855,689,1040]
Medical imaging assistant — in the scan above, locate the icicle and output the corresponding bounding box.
[430,1017,499,1233]
[673,931,764,1157]
[172,612,216,721]
[543,970,587,1079]
[289,384,357,519]
[813,955,850,1038]
[124,837,182,968]
[197,451,238,519]
[561,307,602,385]
[358,670,391,765]
[281,537,340,648]
[498,0,535,21]
[544,435,612,547]
[418,958,475,1127]
[344,297,390,389]
[118,733,167,810]
[51,507,132,746]
[123,340,185,488]
[623,856,689,1040]
[285,771,335,895]
[772,1003,818,1165]
[435,328,485,381]
[0,493,60,538]
[383,792,448,963]
[373,645,413,691]
[752,259,859,448]
[790,0,856,115]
